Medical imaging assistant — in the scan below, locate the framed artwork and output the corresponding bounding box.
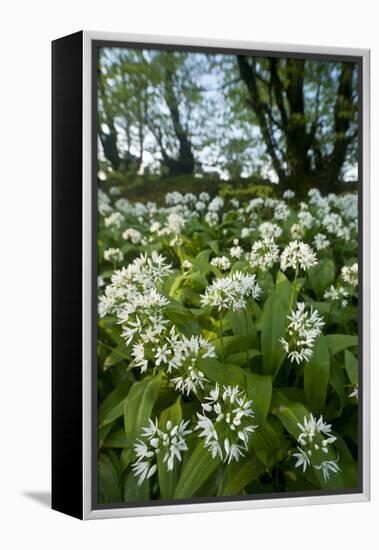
[52,31,370,519]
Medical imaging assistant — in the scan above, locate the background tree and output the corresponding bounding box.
[235,55,358,191]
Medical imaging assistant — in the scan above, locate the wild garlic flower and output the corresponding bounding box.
[313,233,330,251]
[341,263,358,287]
[283,189,295,200]
[324,285,349,308]
[322,212,350,241]
[200,271,261,311]
[109,186,121,196]
[293,414,339,481]
[246,237,279,272]
[119,289,170,345]
[290,223,305,240]
[196,384,257,463]
[241,227,252,239]
[132,418,192,484]
[205,211,219,227]
[195,200,206,211]
[104,211,124,228]
[280,240,318,272]
[182,259,193,269]
[104,247,124,263]
[259,221,283,240]
[211,256,231,272]
[208,197,224,212]
[280,302,324,364]
[349,385,358,400]
[298,210,314,230]
[169,335,215,395]
[314,459,341,481]
[122,227,142,244]
[98,189,112,215]
[274,201,290,221]
[230,244,243,259]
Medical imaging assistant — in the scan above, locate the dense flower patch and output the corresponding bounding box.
[97,187,359,503]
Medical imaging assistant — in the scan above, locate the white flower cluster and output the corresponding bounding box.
[122,227,142,244]
[99,252,173,340]
[280,302,324,364]
[132,418,192,484]
[293,414,340,481]
[210,256,231,272]
[324,285,349,308]
[259,221,283,239]
[104,211,124,228]
[313,233,330,251]
[280,240,318,272]
[196,384,257,463]
[169,334,216,395]
[341,263,358,287]
[200,271,261,311]
[103,247,124,263]
[246,237,279,272]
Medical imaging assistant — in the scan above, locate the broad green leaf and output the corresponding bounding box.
[211,334,256,356]
[227,349,261,366]
[103,432,130,448]
[246,372,272,425]
[123,469,150,502]
[104,343,131,369]
[345,349,358,385]
[250,419,290,467]
[271,391,309,439]
[224,309,256,337]
[275,270,292,307]
[308,258,335,299]
[174,442,221,498]
[124,374,161,441]
[261,293,286,375]
[157,398,183,499]
[98,453,122,504]
[325,334,358,356]
[198,358,246,387]
[304,335,330,413]
[98,377,134,428]
[217,454,265,496]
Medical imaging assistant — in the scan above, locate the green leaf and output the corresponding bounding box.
[246,372,272,425]
[227,349,261,366]
[217,454,265,496]
[344,349,358,385]
[250,419,290,467]
[174,442,221,498]
[123,470,150,502]
[198,358,246,387]
[271,391,309,439]
[124,375,161,442]
[98,377,134,428]
[157,398,183,499]
[261,293,286,376]
[304,335,330,413]
[104,343,131,369]
[325,334,358,356]
[212,334,256,356]
[308,258,335,298]
[98,453,122,504]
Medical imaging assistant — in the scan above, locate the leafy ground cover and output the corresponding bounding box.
[97,186,359,504]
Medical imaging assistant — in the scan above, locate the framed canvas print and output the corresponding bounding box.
[52,31,370,520]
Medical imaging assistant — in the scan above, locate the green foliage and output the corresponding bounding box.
[97,185,359,504]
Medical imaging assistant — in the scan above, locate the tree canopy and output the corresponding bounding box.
[97,47,359,192]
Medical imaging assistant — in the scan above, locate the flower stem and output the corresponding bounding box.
[219,310,225,360]
[244,309,250,367]
[289,264,299,313]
